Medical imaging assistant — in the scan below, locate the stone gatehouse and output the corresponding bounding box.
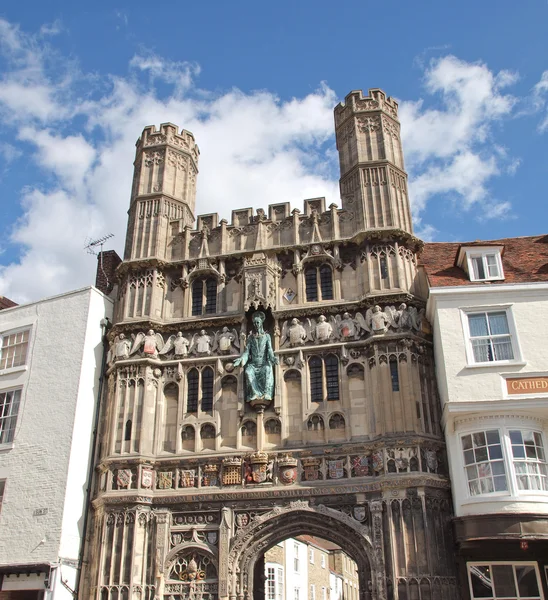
[81,89,457,600]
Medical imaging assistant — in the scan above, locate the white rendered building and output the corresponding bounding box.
[422,236,548,600]
[0,287,113,600]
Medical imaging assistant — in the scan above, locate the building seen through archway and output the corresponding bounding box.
[263,536,359,600]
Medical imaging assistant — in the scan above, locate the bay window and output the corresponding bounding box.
[468,562,541,599]
[461,427,548,497]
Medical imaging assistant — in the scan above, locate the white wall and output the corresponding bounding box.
[428,283,548,518]
[0,287,112,599]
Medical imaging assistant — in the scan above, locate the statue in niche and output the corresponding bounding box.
[130,330,164,358]
[112,333,131,361]
[213,327,240,354]
[315,315,333,343]
[234,311,278,406]
[280,318,311,347]
[160,332,190,358]
[190,330,212,355]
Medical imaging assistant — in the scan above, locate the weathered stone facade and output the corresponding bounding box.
[82,89,457,600]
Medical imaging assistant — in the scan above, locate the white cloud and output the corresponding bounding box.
[0,22,526,302]
[532,71,548,131]
[400,55,519,225]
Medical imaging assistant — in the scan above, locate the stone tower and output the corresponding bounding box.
[124,123,199,261]
[82,90,457,600]
[335,89,412,234]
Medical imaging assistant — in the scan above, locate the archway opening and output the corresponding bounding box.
[261,535,361,600]
[229,507,373,600]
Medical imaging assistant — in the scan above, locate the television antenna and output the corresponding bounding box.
[84,233,115,255]
[84,233,115,290]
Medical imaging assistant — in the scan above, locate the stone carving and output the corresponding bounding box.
[116,469,132,489]
[315,315,334,343]
[234,311,278,407]
[244,451,273,484]
[277,454,298,485]
[280,318,311,347]
[202,464,220,487]
[160,332,190,358]
[157,471,173,489]
[130,330,164,358]
[141,468,153,489]
[112,334,131,362]
[190,330,213,355]
[213,327,240,354]
[180,469,196,488]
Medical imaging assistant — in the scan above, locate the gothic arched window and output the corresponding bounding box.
[186,367,214,414]
[265,419,281,435]
[309,354,340,402]
[304,264,333,302]
[191,277,217,316]
[307,415,325,431]
[329,413,345,430]
[200,424,216,439]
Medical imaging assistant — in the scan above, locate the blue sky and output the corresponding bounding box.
[1,0,548,302]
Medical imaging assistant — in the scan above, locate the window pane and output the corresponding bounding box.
[187,370,199,413]
[191,280,203,316]
[473,431,486,446]
[319,265,333,300]
[492,337,514,361]
[471,257,486,280]
[305,268,318,302]
[469,566,493,598]
[390,359,400,392]
[488,444,502,460]
[0,390,21,444]
[487,312,510,335]
[325,356,339,401]
[205,279,217,314]
[309,357,323,402]
[492,565,516,597]
[462,435,473,450]
[201,367,214,412]
[486,255,500,278]
[472,339,492,363]
[515,565,540,597]
[469,314,489,337]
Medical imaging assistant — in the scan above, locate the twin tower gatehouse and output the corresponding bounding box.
[82,90,457,600]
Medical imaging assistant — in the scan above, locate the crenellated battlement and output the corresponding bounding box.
[334,88,399,127]
[136,122,200,162]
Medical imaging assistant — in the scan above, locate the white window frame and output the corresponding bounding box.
[294,543,300,572]
[309,547,314,564]
[321,554,326,569]
[461,306,522,367]
[460,426,548,499]
[466,250,504,282]
[467,561,544,599]
[310,584,315,600]
[0,387,22,447]
[0,327,31,373]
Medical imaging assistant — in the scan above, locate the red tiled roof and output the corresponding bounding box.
[0,296,17,310]
[420,235,548,288]
[295,535,341,551]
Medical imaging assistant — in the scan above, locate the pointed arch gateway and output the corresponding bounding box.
[226,501,378,600]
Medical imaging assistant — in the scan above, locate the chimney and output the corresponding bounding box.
[95,250,122,295]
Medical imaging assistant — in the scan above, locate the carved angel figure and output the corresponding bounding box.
[130,330,164,358]
[314,315,333,343]
[213,327,240,354]
[160,332,190,358]
[334,312,366,340]
[281,318,311,347]
[113,333,131,361]
[365,305,392,334]
[190,330,212,355]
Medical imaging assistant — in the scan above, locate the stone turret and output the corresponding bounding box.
[334,89,412,234]
[124,123,200,261]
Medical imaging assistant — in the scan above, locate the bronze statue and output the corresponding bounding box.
[234,311,278,405]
